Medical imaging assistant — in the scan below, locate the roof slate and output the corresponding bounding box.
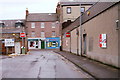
[26,13,58,22]
[0,19,25,27]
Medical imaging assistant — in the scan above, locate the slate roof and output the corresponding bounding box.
[0,19,25,33]
[0,19,25,27]
[2,28,22,33]
[60,2,94,5]
[26,13,58,22]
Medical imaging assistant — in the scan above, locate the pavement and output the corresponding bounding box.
[54,50,120,79]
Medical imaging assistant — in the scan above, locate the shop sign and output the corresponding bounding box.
[99,34,107,48]
[5,39,14,47]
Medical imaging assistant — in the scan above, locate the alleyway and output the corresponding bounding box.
[1,50,93,78]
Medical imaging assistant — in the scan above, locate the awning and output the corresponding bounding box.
[27,39,38,41]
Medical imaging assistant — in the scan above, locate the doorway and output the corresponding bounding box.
[83,34,87,54]
[15,42,21,54]
[41,41,45,49]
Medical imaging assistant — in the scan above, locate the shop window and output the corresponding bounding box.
[30,41,35,47]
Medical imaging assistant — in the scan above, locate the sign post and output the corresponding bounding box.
[20,32,26,54]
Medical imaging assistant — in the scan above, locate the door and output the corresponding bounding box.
[15,42,21,54]
[41,41,45,49]
[83,34,87,54]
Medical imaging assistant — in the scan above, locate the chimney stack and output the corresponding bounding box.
[26,8,29,16]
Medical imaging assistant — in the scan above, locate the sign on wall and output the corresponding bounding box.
[5,39,14,47]
[99,34,107,48]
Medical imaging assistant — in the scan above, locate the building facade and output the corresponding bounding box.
[26,10,60,49]
[61,2,120,68]
[56,1,93,51]
[0,19,25,54]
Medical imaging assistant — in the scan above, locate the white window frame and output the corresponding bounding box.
[31,23,35,28]
[31,31,35,37]
[52,23,56,28]
[81,7,85,13]
[41,23,45,28]
[67,7,71,14]
[52,31,56,37]
[41,31,45,38]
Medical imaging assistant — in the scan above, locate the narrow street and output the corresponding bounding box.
[1,50,93,78]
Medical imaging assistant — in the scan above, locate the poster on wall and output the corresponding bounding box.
[99,34,107,48]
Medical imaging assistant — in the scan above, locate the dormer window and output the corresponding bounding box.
[0,22,5,28]
[15,20,24,28]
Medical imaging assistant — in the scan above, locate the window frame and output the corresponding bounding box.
[31,31,35,37]
[41,22,45,28]
[52,31,56,37]
[31,23,35,28]
[81,7,85,13]
[41,31,45,38]
[52,23,56,28]
[67,7,72,14]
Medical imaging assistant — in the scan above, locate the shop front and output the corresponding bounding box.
[28,38,46,49]
[46,37,60,49]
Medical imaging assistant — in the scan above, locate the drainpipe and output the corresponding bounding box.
[70,32,71,53]
[118,2,120,69]
[79,4,83,56]
[77,28,79,55]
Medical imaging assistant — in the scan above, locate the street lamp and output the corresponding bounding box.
[12,34,15,36]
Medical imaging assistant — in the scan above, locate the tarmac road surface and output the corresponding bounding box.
[1,50,93,78]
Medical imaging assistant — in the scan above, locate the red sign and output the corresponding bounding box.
[20,32,26,38]
[66,32,70,37]
[99,34,107,48]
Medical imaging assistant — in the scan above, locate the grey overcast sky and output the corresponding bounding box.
[0,0,59,20]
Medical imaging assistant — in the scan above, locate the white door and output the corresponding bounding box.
[15,42,21,54]
[38,41,41,49]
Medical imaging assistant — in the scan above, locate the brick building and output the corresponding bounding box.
[26,9,60,49]
[0,19,25,54]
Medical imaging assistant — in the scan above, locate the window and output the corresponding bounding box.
[81,7,85,13]
[0,23,5,28]
[41,31,45,38]
[31,23,35,28]
[52,31,56,37]
[52,23,56,28]
[41,23,45,28]
[67,7,71,14]
[31,31,35,37]
[15,23,21,28]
